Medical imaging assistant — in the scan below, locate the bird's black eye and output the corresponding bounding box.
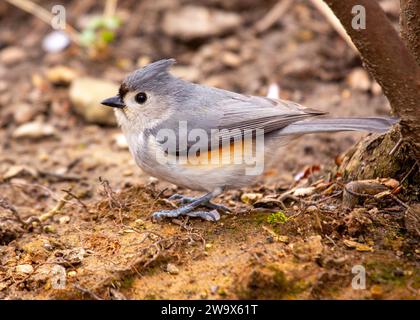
[135,92,147,104]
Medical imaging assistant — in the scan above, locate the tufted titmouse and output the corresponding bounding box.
[101,59,397,221]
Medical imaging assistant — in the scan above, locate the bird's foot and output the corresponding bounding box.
[152,208,220,221]
[168,194,231,213]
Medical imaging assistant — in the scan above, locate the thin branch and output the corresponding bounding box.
[309,0,358,52]
[254,0,294,34]
[5,0,80,44]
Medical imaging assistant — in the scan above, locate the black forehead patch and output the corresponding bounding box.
[118,83,129,99]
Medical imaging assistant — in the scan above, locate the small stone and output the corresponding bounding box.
[134,219,145,226]
[42,31,70,53]
[123,170,133,176]
[162,6,242,40]
[306,205,318,213]
[67,271,77,277]
[12,121,56,139]
[166,263,179,275]
[69,77,118,125]
[43,225,56,233]
[16,264,34,274]
[346,68,371,91]
[205,243,213,249]
[0,46,26,65]
[43,242,54,251]
[13,103,38,124]
[46,65,76,85]
[58,216,70,224]
[221,51,241,67]
[240,193,263,204]
[290,235,323,261]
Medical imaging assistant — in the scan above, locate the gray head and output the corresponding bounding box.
[101,59,190,131]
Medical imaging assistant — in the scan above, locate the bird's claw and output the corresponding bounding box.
[168,194,231,213]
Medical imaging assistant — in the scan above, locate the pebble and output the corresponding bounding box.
[240,193,263,204]
[221,51,241,67]
[162,6,241,40]
[346,68,371,91]
[12,121,56,139]
[42,31,70,53]
[58,216,70,224]
[306,205,318,213]
[67,271,77,277]
[166,263,179,275]
[69,77,118,126]
[46,65,76,85]
[16,264,34,274]
[0,46,26,65]
[13,103,38,124]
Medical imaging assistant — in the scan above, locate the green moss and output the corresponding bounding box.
[267,212,288,224]
[119,276,135,289]
[365,260,407,286]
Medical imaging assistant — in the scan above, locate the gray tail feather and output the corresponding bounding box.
[279,117,398,136]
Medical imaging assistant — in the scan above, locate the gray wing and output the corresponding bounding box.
[152,88,325,155]
[215,93,325,141]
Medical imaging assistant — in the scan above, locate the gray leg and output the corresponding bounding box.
[152,188,224,221]
[168,194,231,213]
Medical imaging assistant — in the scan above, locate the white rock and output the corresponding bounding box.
[16,264,34,274]
[162,6,242,40]
[166,263,179,275]
[42,31,71,53]
[12,121,56,139]
[58,216,70,224]
[69,77,118,126]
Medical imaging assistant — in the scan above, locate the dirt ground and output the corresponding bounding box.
[0,0,418,300]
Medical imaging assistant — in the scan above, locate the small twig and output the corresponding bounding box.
[325,235,337,247]
[73,284,104,300]
[400,162,418,185]
[0,197,25,226]
[389,194,409,209]
[62,189,90,214]
[389,137,404,156]
[104,0,118,17]
[5,0,81,44]
[254,0,293,34]
[308,0,358,52]
[39,193,72,222]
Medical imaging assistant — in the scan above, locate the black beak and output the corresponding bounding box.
[101,96,125,108]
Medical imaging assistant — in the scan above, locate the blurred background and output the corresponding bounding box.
[0,0,399,208]
[2,0,418,301]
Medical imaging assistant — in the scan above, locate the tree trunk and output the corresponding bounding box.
[400,0,420,66]
[324,0,420,160]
